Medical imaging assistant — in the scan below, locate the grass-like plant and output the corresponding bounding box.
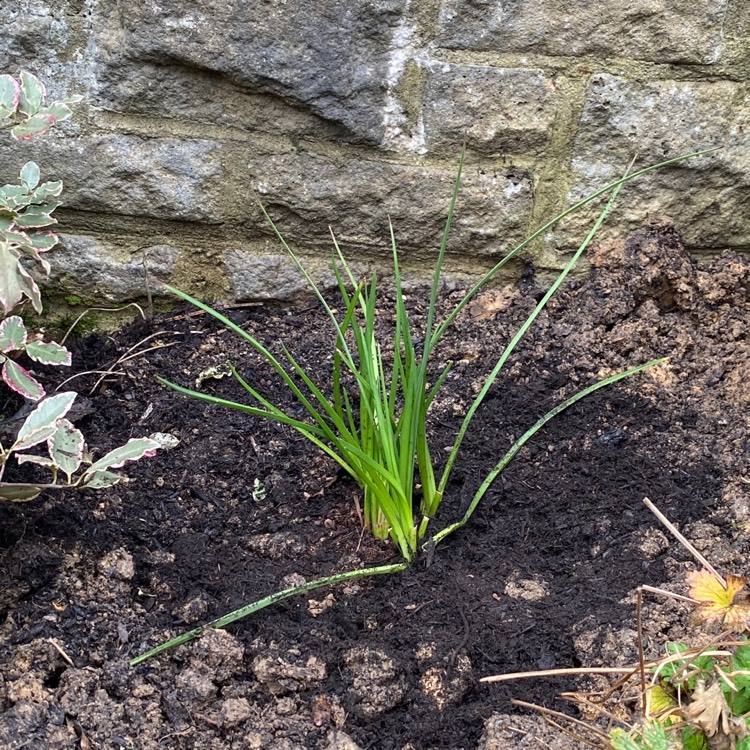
[132,148,716,664]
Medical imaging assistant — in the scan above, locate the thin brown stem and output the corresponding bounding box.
[643,497,726,587]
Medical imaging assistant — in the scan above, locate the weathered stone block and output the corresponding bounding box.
[48,236,179,302]
[422,64,556,157]
[89,0,408,144]
[225,251,334,302]
[229,151,533,259]
[556,75,749,253]
[437,0,729,64]
[0,134,222,221]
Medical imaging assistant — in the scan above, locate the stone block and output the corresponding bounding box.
[422,63,556,157]
[556,75,749,254]
[48,236,179,302]
[437,0,729,64]
[224,251,335,302]
[230,150,533,259]
[0,134,222,222]
[88,0,409,144]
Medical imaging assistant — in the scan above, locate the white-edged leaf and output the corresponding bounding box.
[0,75,20,120]
[0,241,24,313]
[15,262,43,313]
[48,418,84,482]
[2,228,30,246]
[84,437,161,477]
[24,230,58,251]
[0,482,43,502]
[81,469,122,489]
[16,453,57,470]
[25,340,71,366]
[14,204,59,229]
[11,113,56,140]
[31,181,63,202]
[2,359,45,400]
[18,72,45,117]
[14,392,76,451]
[0,316,28,352]
[20,162,40,190]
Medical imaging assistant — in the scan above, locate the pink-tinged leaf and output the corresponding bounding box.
[11,114,56,140]
[0,75,20,120]
[0,316,28,352]
[2,228,30,246]
[20,162,40,190]
[0,241,25,313]
[25,230,58,252]
[18,72,45,117]
[3,359,45,400]
[0,482,44,502]
[26,340,71,366]
[38,102,72,122]
[48,418,84,482]
[82,469,122,489]
[84,437,161,478]
[14,392,76,451]
[16,453,58,470]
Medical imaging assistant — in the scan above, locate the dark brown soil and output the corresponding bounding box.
[1,218,749,749]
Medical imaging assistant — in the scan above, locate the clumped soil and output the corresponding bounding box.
[1,218,749,749]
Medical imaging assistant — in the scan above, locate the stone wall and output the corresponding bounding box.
[1,1,748,303]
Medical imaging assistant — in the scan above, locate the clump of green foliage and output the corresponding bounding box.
[129,148,715,665]
[159,151,709,560]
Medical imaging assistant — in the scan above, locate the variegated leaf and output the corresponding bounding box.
[0,184,27,207]
[26,340,71,366]
[16,453,58,470]
[3,359,45,400]
[15,262,43,313]
[18,72,45,117]
[0,316,28,352]
[14,391,76,451]
[11,113,56,140]
[14,203,60,229]
[48,418,84,482]
[0,75,20,120]
[31,181,63,202]
[0,482,44,502]
[25,230,58,252]
[0,241,25,314]
[81,469,122,489]
[84,437,161,477]
[20,162,40,190]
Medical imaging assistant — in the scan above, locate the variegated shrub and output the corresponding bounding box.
[0,71,161,502]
